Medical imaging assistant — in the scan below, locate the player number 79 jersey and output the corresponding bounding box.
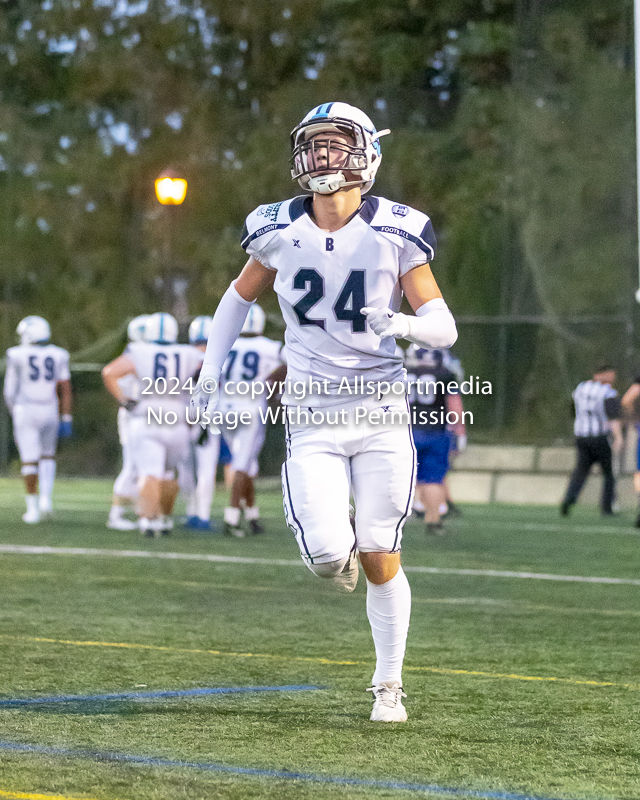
[220,335,283,409]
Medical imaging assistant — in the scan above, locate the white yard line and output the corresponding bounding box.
[0,544,639,585]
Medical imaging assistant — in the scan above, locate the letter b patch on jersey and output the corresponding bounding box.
[325,238,334,252]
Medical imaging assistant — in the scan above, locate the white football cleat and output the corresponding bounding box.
[160,515,174,535]
[138,517,164,538]
[367,682,408,722]
[334,548,359,593]
[38,497,54,518]
[107,516,137,531]
[22,508,41,524]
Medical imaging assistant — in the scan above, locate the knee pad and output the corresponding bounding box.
[307,554,350,580]
[21,464,38,476]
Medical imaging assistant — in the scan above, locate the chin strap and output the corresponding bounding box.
[308,172,347,194]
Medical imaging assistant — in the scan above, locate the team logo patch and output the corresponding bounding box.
[257,202,283,221]
[392,204,409,218]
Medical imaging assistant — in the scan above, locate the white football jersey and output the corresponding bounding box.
[126,342,203,418]
[241,195,436,406]
[4,343,70,407]
[220,335,284,409]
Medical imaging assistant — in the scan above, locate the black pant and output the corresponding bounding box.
[563,435,615,513]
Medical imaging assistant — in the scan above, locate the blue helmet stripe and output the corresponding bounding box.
[159,314,164,342]
[311,102,334,118]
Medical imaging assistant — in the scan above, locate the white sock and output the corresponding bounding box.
[413,498,425,512]
[439,502,448,515]
[366,567,411,686]
[39,458,56,501]
[244,505,259,521]
[26,495,39,514]
[109,505,125,520]
[224,506,241,526]
[196,478,215,521]
[185,491,198,517]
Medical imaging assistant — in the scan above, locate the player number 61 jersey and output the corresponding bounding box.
[241,195,437,405]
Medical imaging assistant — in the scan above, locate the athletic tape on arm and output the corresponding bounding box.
[200,282,254,378]
[405,298,458,349]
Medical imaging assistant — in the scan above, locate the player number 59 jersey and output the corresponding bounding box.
[4,344,70,407]
[241,195,436,405]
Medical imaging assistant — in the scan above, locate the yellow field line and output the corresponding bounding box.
[0,790,102,800]
[1,633,638,691]
[0,634,361,666]
[403,664,640,689]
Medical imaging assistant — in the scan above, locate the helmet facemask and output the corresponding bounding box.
[290,113,389,195]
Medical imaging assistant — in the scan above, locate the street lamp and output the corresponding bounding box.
[154,171,187,205]
[154,170,188,317]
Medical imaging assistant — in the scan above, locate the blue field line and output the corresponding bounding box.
[0,740,589,800]
[0,685,320,708]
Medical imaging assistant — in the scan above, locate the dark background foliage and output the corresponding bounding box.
[0,0,637,472]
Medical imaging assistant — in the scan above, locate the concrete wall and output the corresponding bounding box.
[448,434,637,506]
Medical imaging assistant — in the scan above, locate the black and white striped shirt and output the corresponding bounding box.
[573,380,620,437]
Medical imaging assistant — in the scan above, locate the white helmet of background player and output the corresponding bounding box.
[127,314,150,343]
[145,312,178,344]
[405,344,444,369]
[17,315,51,345]
[189,315,212,345]
[290,102,390,195]
[241,304,265,335]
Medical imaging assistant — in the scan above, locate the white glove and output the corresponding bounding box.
[361,307,410,339]
[456,433,467,452]
[362,298,457,348]
[191,366,221,434]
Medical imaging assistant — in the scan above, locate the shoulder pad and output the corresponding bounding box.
[365,197,436,260]
[240,197,306,251]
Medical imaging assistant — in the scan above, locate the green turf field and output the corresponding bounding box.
[0,477,638,800]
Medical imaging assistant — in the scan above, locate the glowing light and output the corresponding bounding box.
[154,176,187,205]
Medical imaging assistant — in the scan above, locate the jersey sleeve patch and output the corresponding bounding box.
[366,198,437,262]
[240,197,306,250]
[240,199,301,267]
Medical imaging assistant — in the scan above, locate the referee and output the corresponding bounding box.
[561,366,623,516]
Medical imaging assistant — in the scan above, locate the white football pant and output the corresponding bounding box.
[130,417,192,480]
[282,396,416,567]
[113,408,138,498]
[12,403,59,463]
[220,404,266,474]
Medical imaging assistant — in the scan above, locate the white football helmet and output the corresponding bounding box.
[189,315,212,345]
[17,315,51,345]
[291,102,390,195]
[145,312,178,344]
[127,314,150,343]
[241,304,265,335]
[405,344,444,369]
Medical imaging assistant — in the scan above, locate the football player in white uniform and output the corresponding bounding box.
[102,312,203,537]
[106,314,150,531]
[184,315,221,531]
[3,316,73,523]
[218,303,285,537]
[192,102,457,721]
